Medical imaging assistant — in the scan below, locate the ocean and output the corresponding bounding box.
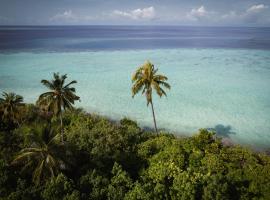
[0,26,270,149]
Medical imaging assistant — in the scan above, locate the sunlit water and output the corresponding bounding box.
[0,48,270,149]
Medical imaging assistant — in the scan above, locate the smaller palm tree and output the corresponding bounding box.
[37,73,80,143]
[0,92,24,126]
[132,61,170,133]
[12,125,66,185]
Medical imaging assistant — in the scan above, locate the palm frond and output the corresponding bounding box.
[154,74,168,81]
[132,67,143,82]
[132,79,145,97]
[158,81,171,89]
[64,80,77,89]
[41,80,55,90]
[12,151,38,164]
[33,160,44,185]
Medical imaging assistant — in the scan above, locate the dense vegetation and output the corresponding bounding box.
[0,71,270,199]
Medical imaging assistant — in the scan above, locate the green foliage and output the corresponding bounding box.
[202,174,230,200]
[0,131,22,162]
[65,113,145,177]
[41,173,79,200]
[107,162,133,200]
[1,106,270,200]
[138,134,175,159]
[124,182,152,200]
[147,144,185,183]
[4,178,41,200]
[79,169,109,200]
[171,170,204,200]
[0,159,11,197]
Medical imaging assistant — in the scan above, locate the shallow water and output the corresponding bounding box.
[0,48,270,149]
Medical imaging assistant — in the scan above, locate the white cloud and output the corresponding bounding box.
[190,6,208,18]
[50,10,77,22]
[113,6,156,20]
[48,4,269,25]
[183,4,269,25]
[186,6,213,21]
[246,4,268,13]
[221,4,269,24]
[50,8,156,24]
[243,4,268,23]
[221,11,238,20]
[50,10,98,23]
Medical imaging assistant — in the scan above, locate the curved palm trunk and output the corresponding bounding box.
[150,100,158,134]
[60,112,64,143]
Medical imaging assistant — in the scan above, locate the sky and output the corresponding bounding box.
[0,0,270,26]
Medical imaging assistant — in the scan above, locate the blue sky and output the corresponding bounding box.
[0,0,270,26]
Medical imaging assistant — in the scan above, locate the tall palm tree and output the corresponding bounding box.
[12,125,65,185]
[132,61,170,133]
[0,92,24,126]
[37,73,80,143]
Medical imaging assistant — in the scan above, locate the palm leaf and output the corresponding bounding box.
[33,160,44,184]
[64,80,77,89]
[157,81,171,89]
[41,80,55,90]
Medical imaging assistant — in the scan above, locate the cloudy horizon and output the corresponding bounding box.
[0,0,270,26]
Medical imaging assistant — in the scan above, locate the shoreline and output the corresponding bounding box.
[77,107,268,152]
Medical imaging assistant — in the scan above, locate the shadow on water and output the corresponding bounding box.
[207,124,236,138]
[142,126,168,133]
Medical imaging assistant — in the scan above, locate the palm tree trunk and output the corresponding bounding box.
[150,100,158,134]
[60,112,64,143]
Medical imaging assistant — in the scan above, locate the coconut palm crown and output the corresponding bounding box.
[0,92,24,126]
[131,61,170,133]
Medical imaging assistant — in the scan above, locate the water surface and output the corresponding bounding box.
[0,26,270,149]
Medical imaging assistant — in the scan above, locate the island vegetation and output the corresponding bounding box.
[0,67,270,200]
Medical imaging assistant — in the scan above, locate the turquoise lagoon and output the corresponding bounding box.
[0,48,270,148]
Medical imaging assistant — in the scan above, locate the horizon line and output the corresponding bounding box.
[0,24,270,28]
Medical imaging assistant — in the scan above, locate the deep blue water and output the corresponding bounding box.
[0,26,270,51]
